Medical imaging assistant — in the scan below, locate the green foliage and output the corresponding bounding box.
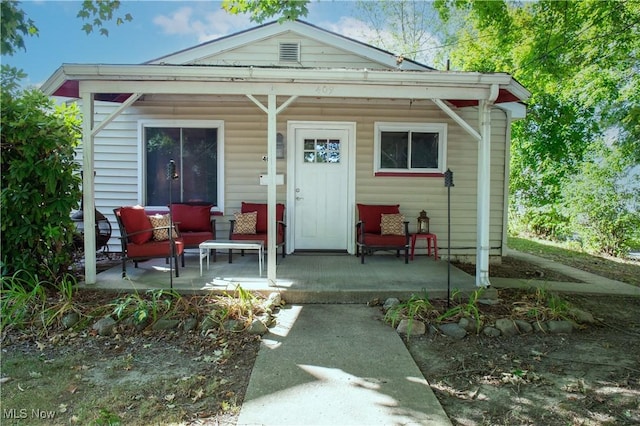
[437,289,484,332]
[111,289,180,326]
[1,79,82,285]
[0,0,38,56]
[1,270,80,334]
[562,142,640,256]
[93,408,122,426]
[433,0,640,246]
[385,290,485,336]
[384,292,435,337]
[77,0,132,37]
[519,287,572,322]
[222,0,309,23]
[211,285,265,330]
[0,271,47,332]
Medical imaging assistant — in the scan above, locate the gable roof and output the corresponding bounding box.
[41,20,529,108]
[147,19,434,71]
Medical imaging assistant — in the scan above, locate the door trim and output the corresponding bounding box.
[286,121,356,254]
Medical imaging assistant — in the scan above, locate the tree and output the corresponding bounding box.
[562,141,640,256]
[354,0,445,66]
[1,0,131,57]
[0,0,38,56]
[222,0,309,23]
[433,0,640,245]
[1,71,82,286]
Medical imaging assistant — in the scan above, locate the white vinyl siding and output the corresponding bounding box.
[193,33,393,69]
[82,97,507,257]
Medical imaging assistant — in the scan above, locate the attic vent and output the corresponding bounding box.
[279,42,300,62]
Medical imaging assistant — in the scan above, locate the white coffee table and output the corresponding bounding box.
[199,240,264,276]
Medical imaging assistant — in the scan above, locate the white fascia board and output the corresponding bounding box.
[48,63,516,87]
[496,102,527,120]
[79,79,493,101]
[148,20,431,71]
[42,64,529,105]
[40,66,67,96]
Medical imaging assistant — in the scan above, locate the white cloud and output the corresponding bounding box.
[322,16,398,54]
[153,6,251,43]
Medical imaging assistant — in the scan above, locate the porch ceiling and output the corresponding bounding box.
[42,64,530,105]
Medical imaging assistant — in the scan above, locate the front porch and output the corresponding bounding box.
[87,251,485,303]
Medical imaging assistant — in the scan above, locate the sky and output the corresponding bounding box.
[5,0,393,88]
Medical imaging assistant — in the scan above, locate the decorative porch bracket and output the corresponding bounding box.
[431,83,498,287]
[247,94,298,286]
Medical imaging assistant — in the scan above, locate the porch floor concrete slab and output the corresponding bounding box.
[87,251,481,303]
[237,303,452,426]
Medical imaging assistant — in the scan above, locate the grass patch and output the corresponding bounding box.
[508,236,640,287]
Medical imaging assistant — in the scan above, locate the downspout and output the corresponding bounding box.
[501,108,512,256]
[476,84,499,287]
[266,94,277,286]
[80,87,96,284]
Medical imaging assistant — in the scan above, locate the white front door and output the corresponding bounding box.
[291,126,352,250]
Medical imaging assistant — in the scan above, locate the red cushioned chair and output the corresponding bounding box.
[169,203,217,260]
[114,206,185,278]
[229,202,286,261]
[355,204,410,264]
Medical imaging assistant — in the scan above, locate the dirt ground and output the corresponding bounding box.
[408,291,640,426]
[1,256,639,425]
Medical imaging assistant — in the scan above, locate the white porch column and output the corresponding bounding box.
[80,88,96,284]
[266,94,277,286]
[476,98,493,287]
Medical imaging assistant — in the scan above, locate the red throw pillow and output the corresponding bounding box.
[119,206,153,244]
[357,204,400,234]
[170,204,212,232]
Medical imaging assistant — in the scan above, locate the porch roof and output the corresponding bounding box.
[41,63,530,107]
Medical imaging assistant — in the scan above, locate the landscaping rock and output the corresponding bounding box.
[532,321,548,333]
[248,319,268,335]
[396,319,426,335]
[458,317,479,333]
[61,312,80,329]
[570,308,595,324]
[438,323,467,339]
[264,292,282,312]
[257,313,273,328]
[152,319,179,331]
[495,318,519,337]
[514,320,533,334]
[546,320,573,334]
[93,317,116,336]
[383,298,400,312]
[478,298,501,306]
[183,317,198,332]
[223,319,243,332]
[200,316,217,334]
[483,326,501,337]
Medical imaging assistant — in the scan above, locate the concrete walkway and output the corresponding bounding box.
[495,249,640,296]
[236,250,638,426]
[237,304,452,426]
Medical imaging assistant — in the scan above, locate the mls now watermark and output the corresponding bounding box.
[3,408,56,420]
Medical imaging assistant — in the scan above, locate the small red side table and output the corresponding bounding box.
[410,233,439,261]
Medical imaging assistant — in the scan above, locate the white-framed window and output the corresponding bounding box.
[374,122,447,174]
[139,120,224,209]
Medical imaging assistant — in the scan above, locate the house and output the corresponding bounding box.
[40,20,530,288]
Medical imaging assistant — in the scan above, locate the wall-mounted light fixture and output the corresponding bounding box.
[276,132,285,159]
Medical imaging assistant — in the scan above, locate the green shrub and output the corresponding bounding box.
[1,72,82,286]
[562,141,640,257]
